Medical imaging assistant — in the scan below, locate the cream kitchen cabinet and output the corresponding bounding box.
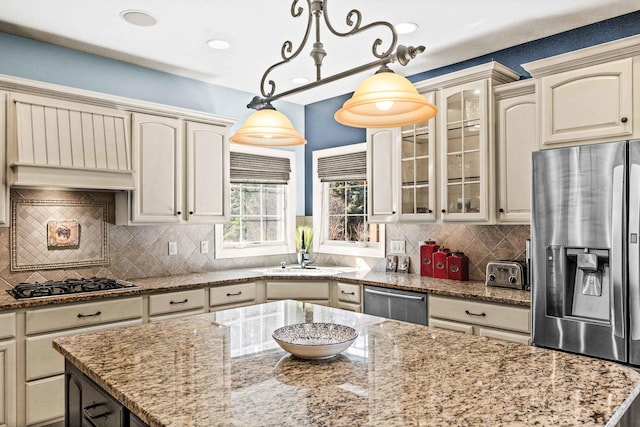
[266,281,330,305]
[117,113,230,224]
[148,288,206,321]
[537,59,633,147]
[0,313,16,427]
[428,295,530,345]
[366,93,437,223]
[210,282,260,311]
[21,297,143,426]
[332,282,362,312]
[494,80,537,223]
[0,92,7,228]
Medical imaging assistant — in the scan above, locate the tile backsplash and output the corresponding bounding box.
[0,190,529,286]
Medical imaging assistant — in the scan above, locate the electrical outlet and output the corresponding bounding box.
[200,240,209,254]
[390,240,406,254]
[168,241,178,256]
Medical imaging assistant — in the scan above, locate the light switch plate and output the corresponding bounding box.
[390,240,406,254]
[200,240,209,254]
[168,241,178,256]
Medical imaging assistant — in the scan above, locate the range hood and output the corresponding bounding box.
[7,92,135,190]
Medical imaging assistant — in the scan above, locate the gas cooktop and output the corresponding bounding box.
[7,277,137,299]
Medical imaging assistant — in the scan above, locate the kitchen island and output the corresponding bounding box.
[54,300,640,426]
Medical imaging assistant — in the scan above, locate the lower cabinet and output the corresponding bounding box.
[266,281,330,305]
[333,282,362,312]
[428,295,531,344]
[22,298,143,426]
[0,312,16,427]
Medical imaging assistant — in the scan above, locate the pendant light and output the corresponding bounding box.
[230,103,306,146]
[235,0,435,146]
[335,65,438,128]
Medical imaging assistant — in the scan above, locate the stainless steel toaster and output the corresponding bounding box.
[485,261,528,290]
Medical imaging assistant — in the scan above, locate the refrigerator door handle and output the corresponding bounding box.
[612,165,626,338]
[629,163,640,340]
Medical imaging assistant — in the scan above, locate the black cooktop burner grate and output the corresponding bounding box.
[7,277,137,299]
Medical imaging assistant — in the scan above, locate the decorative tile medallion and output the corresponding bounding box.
[11,199,109,271]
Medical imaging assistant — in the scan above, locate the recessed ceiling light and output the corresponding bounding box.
[291,77,309,85]
[207,39,230,50]
[120,10,157,27]
[395,22,418,35]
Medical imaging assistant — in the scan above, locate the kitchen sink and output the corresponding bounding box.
[256,266,356,276]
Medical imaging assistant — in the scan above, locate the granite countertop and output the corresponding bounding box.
[54,300,640,427]
[0,268,530,311]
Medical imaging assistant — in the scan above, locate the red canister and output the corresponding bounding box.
[447,251,469,281]
[432,248,451,279]
[420,241,440,277]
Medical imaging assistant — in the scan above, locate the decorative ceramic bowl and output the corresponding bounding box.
[272,323,358,359]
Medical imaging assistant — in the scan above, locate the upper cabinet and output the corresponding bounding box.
[116,114,230,224]
[494,80,537,223]
[0,92,8,227]
[439,80,489,222]
[367,62,519,223]
[523,34,640,148]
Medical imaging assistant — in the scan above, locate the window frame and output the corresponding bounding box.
[215,144,296,259]
[312,143,385,258]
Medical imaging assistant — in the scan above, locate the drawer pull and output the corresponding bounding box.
[226,291,242,297]
[340,290,356,295]
[83,402,112,421]
[464,310,486,317]
[169,299,189,305]
[77,311,101,318]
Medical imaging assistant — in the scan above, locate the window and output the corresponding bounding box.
[215,145,296,258]
[312,143,385,258]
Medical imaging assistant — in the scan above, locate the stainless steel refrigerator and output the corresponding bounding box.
[532,139,640,365]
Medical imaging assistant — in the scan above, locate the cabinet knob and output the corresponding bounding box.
[621,117,629,123]
[441,209,446,214]
[392,211,396,214]
[498,208,504,213]
[427,209,433,214]
[176,211,182,215]
[189,211,194,215]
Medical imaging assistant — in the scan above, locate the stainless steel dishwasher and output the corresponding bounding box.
[363,285,427,325]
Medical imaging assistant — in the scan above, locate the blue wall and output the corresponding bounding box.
[304,10,640,215]
[0,32,308,214]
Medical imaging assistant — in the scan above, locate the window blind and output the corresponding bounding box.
[317,150,367,182]
[230,152,291,184]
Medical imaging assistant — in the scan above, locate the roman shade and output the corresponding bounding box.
[317,150,366,182]
[230,151,291,184]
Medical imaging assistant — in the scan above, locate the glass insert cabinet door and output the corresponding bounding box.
[398,92,436,221]
[440,80,489,221]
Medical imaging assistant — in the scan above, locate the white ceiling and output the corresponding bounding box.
[1,0,639,105]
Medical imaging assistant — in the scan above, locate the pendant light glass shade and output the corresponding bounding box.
[231,109,306,146]
[334,71,438,128]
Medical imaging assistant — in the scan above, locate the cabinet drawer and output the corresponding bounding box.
[26,374,65,425]
[266,281,329,301]
[26,297,143,335]
[0,312,15,339]
[25,319,142,382]
[210,283,256,307]
[336,301,361,313]
[429,318,474,334]
[149,309,206,322]
[429,296,530,334]
[336,283,361,304]
[478,327,531,345]
[149,289,205,316]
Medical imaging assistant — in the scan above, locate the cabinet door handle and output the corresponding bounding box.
[226,291,242,297]
[441,209,446,214]
[340,290,355,295]
[77,311,101,318]
[83,402,112,422]
[427,209,433,214]
[464,310,486,317]
[498,208,504,213]
[189,211,194,215]
[621,117,629,123]
[169,299,188,305]
[177,211,182,215]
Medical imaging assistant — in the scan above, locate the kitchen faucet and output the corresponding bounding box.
[299,229,311,268]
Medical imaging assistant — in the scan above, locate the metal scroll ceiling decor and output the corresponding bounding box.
[230,0,437,146]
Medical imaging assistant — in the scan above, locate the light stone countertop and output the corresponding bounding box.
[54,300,640,427]
[0,268,530,311]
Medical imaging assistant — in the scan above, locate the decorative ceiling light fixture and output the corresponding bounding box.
[230,0,437,147]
